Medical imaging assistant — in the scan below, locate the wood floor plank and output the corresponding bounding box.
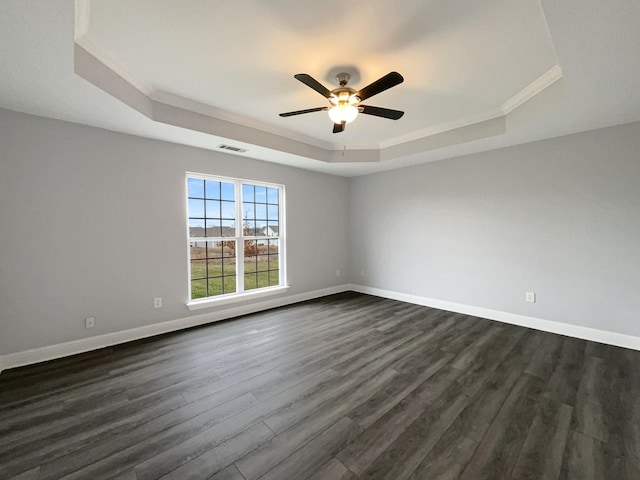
[307,458,356,480]
[148,422,273,480]
[407,423,478,480]
[336,365,464,476]
[459,373,547,480]
[572,355,610,443]
[258,417,362,480]
[544,337,587,406]
[358,372,483,480]
[510,398,573,480]
[6,467,40,480]
[525,332,564,379]
[357,325,525,480]
[236,368,398,480]
[35,392,259,480]
[348,349,455,429]
[560,431,606,480]
[0,394,187,476]
[210,464,246,480]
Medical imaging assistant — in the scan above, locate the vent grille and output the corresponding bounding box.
[217,144,247,153]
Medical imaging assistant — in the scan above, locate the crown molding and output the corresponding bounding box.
[149,89,335,151]
[379,65,564,149]
[502,65,564,114]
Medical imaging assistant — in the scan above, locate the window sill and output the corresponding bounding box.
[186,285,290,311]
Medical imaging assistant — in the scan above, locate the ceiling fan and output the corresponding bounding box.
[279,71,404,133]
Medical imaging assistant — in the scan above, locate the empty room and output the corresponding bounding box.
[2,1,640,479]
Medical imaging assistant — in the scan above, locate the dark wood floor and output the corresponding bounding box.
[1,293,639,480]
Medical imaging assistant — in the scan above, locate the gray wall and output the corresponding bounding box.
[0,109,349,354]
[2,107,640,356]
[348,121,640,336]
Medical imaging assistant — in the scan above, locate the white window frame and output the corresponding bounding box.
[185,172,288,310]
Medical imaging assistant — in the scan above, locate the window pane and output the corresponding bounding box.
[267,222,279,236]
[244,240,257,255]
[244,273,257,290]
[255,186,267,202]
[267,204,278,221]
[221,256,236,275]
[269,254,279,270]
[207,277,223,297]
[190,260,206,280]
[268,270,280,286]
[221,201,235,219]
[223,276,236,294]
[221,221,236,237]
[189,219,205,238]
[188,178,205,198]
[205,219,221,238]
[191,279,207,299]
[243,203,255,220]
[255,203,267,220]
[268,238,279,253]
[256,254,268,272]
[221,182,235,201]
[205,200,220,219]
[243,220,256,236]
[207,259,222,277]
[242,184,254,202]
[267,187,278,204]
[188,199,205,218]
[255,220,267,236]
[207,241,222,258]
[244,255,257,273]
[190,244,206,260]
[205,180,220,199]
[256,271,270,289]
[222,241,236,257]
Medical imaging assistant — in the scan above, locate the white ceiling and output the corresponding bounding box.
[1,1,640,176]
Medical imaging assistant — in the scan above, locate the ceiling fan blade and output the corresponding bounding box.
[279,107,328,117]
[355,72,404,102]
[294,74,334,99]
[333,123,345,133]
[360,105,404,120]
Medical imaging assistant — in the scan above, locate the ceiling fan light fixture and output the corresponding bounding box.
[281,71,404,132]
[328,103,359,124]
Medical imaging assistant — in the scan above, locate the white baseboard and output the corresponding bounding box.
[0,285,350,373]
[4,283,638,373]
[348,284,640,351]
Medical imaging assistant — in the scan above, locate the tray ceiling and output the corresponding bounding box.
[2,1,640,175]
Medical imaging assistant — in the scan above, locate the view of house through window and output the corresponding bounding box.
[187,174,283,300]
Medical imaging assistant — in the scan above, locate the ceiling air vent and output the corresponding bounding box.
[217,144,247,153]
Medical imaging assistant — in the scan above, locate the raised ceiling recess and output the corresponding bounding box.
[74,0,563,165]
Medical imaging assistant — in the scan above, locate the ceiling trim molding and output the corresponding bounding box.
[379,65,564,149]
[75,34,340,152]
[74,0,91,40]
[75,36,154,98]
[148,89,335,151]
[502,65,564,114]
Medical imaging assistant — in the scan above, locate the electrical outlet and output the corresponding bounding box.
[360,270,365,277]
[85,317,95,328]
[525,291,536,303]
[336,269,341,277]
[154,297,163,308]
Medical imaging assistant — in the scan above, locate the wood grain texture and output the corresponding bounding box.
[1,291,639,479]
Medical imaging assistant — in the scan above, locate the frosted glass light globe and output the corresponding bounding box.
[328,104,359,124]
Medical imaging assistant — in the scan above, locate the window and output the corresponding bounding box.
[186,174,285,303]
